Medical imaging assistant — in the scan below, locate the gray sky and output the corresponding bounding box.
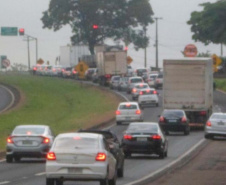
[0,0,222,69]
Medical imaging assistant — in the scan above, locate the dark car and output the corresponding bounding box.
[78,129,125,177]
[121,122,168,159]
[159,109,190,135]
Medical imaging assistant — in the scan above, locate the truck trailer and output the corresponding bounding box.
[163,58,213,128]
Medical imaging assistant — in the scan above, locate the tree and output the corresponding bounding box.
[187,0,226,45]
[41,0,154,54]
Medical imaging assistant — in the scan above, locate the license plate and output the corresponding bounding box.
[68,168,82,173]
[137,138,147,141]
[169,120,177,123]
[22,140,32,145]
[125,117,131,120]
[218,122,225,126]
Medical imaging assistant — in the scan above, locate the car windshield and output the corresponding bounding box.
[163,110,184,118]
[211,114,226,120]
[54,137,98,149]
[131,78,142,83]
[119,104,137,110]
[158,74,163,78]
[13,127,45,135]
[127,124,158,133]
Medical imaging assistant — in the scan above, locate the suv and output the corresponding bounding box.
[154,73,163,89]
[158,109,190,135]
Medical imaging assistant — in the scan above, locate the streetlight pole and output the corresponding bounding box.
[154,17,162,70]
[144,27,147,68]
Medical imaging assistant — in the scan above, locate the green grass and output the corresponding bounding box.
[215,79,226,92]
[0,74,119,150]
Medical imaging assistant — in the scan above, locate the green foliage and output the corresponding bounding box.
[188,0,226,45]
[41,0,154,53]
[215,79,226,91]
[0,75,118,150]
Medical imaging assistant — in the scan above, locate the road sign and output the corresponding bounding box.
[75,61,89,79]
[184,44,198,57]
[127,56,133,64]
[2,59,10,68]
[1,27,18,36]
[212,54,222,72]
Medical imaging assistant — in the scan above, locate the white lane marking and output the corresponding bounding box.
[217,89,226,95]
[124,139,206,185]
[0,181,10,185]
[0,85,15,114]
[35,172,46,176]
[0,159,6,163]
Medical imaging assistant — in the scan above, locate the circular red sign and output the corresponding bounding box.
[184,44,198,57]
[2,59,10,67]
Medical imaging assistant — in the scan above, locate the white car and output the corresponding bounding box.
[147,74,158,87]
[116,102,143,125]
[131,83,149,100]
[138,88,159,108]
[126,77,144,94]
[46,133,117,185]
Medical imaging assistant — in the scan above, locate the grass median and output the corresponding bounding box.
[215,79,226,92]
[0,74,120,151]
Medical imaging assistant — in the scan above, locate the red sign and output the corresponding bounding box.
[184,44,198,57]
[2,59,10,68]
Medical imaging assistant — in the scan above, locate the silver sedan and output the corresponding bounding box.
[205,113,226,139]
[46,133,117,185]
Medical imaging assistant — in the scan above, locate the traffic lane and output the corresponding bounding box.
[149,139,226,185]
[0,85,13,112]
[213,90,226,112]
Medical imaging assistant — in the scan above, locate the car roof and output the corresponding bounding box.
[119,102,138,106]
[57,132,102,139]
[134,83,149,86]
[163,109,185,113]
[15,125,48,128]
[129,76,142,79]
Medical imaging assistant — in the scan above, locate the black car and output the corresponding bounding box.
[159,109,190,135]
[121,122,168,159]
[78,129,125,177]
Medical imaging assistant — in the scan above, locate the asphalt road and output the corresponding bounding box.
[0,85,209,185]
[0,85,14,113]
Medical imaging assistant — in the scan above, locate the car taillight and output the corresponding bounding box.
[33,67,37,71]
[206,121,211,127]
[200,111,207,116]
[132,88,137,93]
[47,152,56,160]
[116,110,121,115]
[73,70,77,74]
[136,110,141,115]
[151,135,161,140]
[153,90,157,94]
[139,91,143,95]
[96,153,106,161]
[181,116,187,123]
[105,74,111,78]
[7,136,14,144]
[159,116,165,122]
[43,137,50,144]
[124,134,133,140]
[52,68,56,72]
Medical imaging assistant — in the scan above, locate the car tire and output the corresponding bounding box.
[100,178,108,185]
[116,121,121,125]
[56,179,63,185]
[156,103,159,107]
[165,130,169,136]
[108,171,116,185]
[117,162,124,178]
[14,156,21,162]
[46,178,55,185]
[124,152,131,158]
[184,128,190,135]
[6,155,13,163]
[165,150,168,157]
[159,150,165,159]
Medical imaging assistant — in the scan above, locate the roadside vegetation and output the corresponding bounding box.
[0,74,119,150]
[215,79,226,92]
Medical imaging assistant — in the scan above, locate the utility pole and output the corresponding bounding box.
[154,17,162,69]
[144,27,147,68]
[221,43,223,56]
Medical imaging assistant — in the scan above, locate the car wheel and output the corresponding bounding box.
[46,178,55,185]
[156,103,159,107]
[164,150,168,157]
[159,150,165,159]
[124,152,131,158]
[165,130,169,136]
[116,121,121,125]
[184,128,190,135]
[117,162,124,178]
[14,156,21,162]
[6,155,13,163]
[100,178,108,185]
[56,179,63,185]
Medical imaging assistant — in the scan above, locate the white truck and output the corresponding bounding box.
[96,51,127,85]
[163,58,213,127]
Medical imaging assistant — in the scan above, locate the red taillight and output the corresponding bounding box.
[73,70,77,74]
[153,90,157,94]
[7,137,14,144]
[181,116,187,123]
[206,121,211,127]
[146,89,150,93]
[139,91,143,95]
[132,88,137,93]
[116,110,121,115]
[52,68,56,72]
[47,152,56,160]
[152,135,161,140]
[159,116,165,122]
[136,110,141,115]
[43,137,50,144]
[33,67,37,71]
[96,153,106,161]
[105,74,111,78]
[123,134,133,140]
[200,111,207,116]
[62,69,65,72]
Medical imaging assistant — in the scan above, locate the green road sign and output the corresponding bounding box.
[1,27,18,36]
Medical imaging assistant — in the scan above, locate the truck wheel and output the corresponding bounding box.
[116,121,121,125]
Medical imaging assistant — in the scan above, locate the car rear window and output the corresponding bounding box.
[137,69,147,73]
[131,78,142,83]
[113,76,120,81]
[54,137,98,149]
[163,110,184,117]
[211,114,226,120]
[13,127,45,135]
[157,74,163,78]
[135,84,148,89]
[119,104,138,110]
[127,124,158,133]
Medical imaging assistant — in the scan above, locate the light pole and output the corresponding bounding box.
[144,27,147,68]
[154,17,162,69]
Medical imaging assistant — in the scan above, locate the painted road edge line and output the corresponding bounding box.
[0,85,15,114]
[0,181,10,185]
[35,172,46,176]
[124,139,206,185]
[0,159,6,163]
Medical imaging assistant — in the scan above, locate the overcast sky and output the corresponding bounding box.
[0,0,222,69]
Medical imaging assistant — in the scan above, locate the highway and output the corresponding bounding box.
[0,83,218,185]
[0,85,14,114]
